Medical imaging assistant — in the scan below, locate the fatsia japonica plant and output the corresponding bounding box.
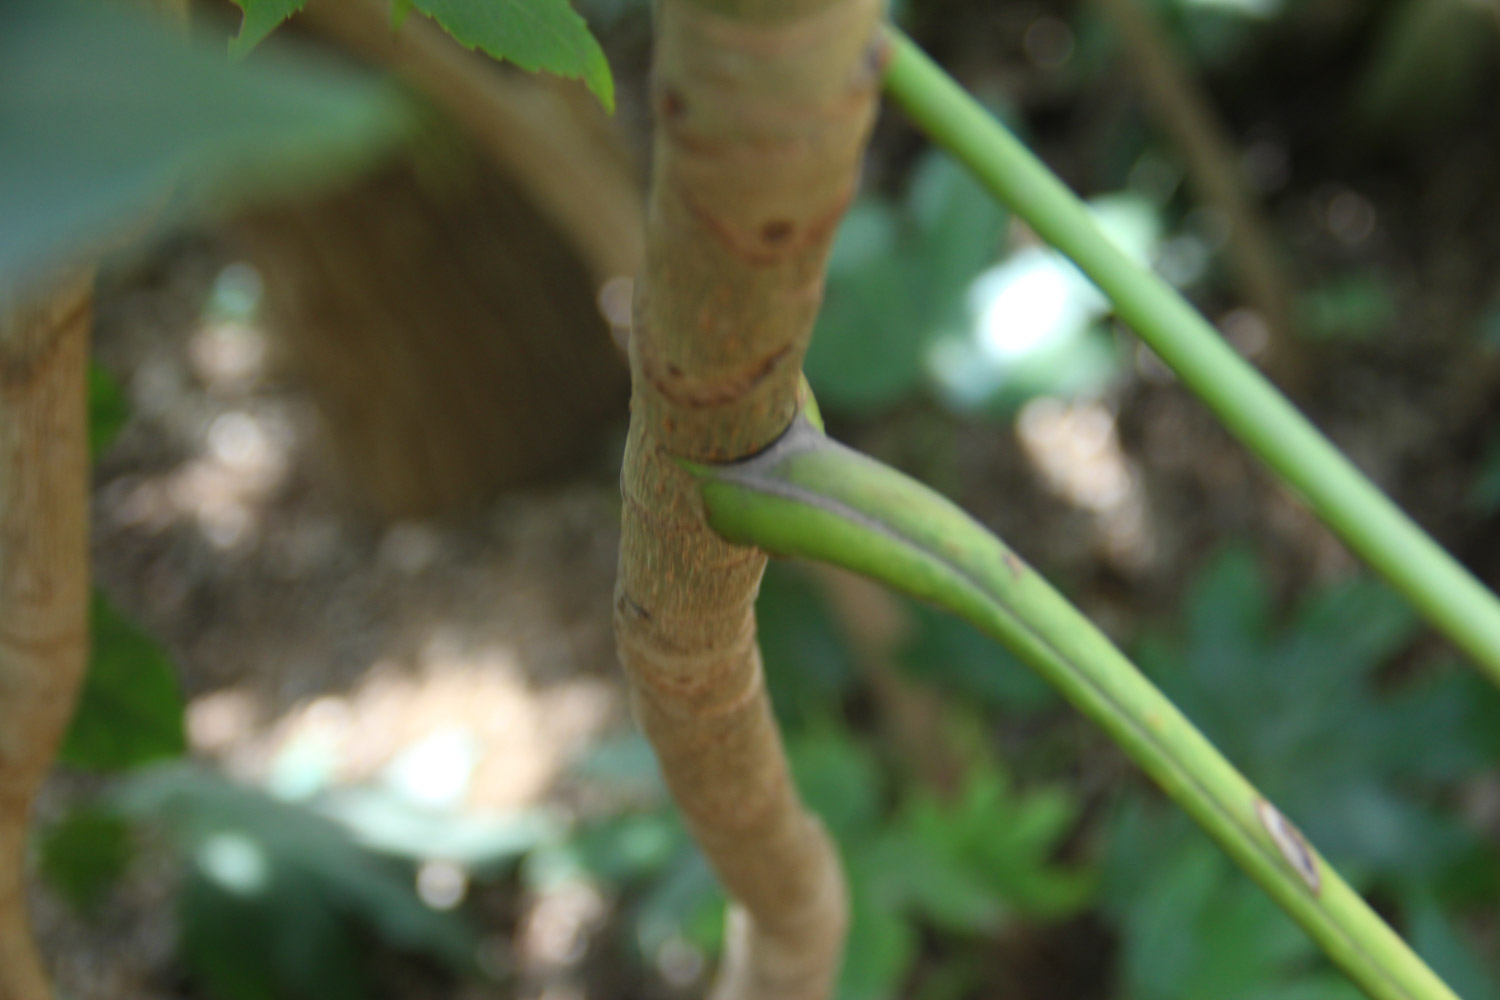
[1,0,1495,999]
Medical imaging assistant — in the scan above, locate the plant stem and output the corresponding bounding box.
[688,420,1460,1000]
[613,1,883,997]
[1094,0,1300,384]
[881,27,1500,686]
[0,271,93,1000]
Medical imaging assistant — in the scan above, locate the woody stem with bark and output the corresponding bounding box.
[612,0,882,997]
[0,273,92,1000]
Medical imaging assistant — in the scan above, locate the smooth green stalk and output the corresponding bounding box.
[684,421,1458,1000]
[880,27,1500,686]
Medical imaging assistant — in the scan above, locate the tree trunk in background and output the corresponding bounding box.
[239,124,631,518]
[613,0,882,996]
[0,273,91,1000]
[233,0,644,520]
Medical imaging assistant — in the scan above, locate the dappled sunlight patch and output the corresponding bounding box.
[1016,396,1157,572]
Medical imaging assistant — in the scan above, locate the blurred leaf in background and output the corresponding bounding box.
[757,563,860,726]
[926,193,1155,416]
[1118,548,1500,998]
[804,152,1008,416]
[795,731,1092,1000]
[59,593,187,772]
[898,600,1057,714]
[1355,0,1499,138]
[113,765,485,1000]
[1295,274,1397,342]
[38,808,134,914]
[0,0,406,291]
[87,363,130,456]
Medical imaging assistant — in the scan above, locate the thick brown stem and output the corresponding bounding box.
[613,0,881,997]
[0,273,92,1000]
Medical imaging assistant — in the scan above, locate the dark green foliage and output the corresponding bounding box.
[757,563,859,725]
[60,594,187,771]
[898,601,1057,714]
[804,152,1008,416]
[811,737,1092,1000]
[88,363,129,456]
[113,765,484,1000]
[1295,275,1396,342]
[38,808,134,913]
[1355,0,1499,136]
[1116,548,1500,999]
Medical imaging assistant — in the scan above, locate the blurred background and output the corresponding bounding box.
[10,0,1500,997]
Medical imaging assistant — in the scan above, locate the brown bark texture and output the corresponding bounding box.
[296,0,645,288]
[239,129,630,518]
[0,274,92,1000]
[613,0,882,997]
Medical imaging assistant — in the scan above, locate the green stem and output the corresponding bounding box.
[881,27,1500,687]
[685,421,1459,1000]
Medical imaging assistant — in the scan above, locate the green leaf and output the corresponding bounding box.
[838,877,918,1000]
[790,729,884,842]
[1406,894,1500,1000]
[38,808,134,912]
[406,0,614,112]
[898,600,1055,712]
[804,150,1008,416]
[59,593,186,771]
[859,828,1005,934]
[115,764,482,980]
[0,0,404,290]
[227,0,309,58]
[756,563,857,724]
[897,765,1092,920]
[88,362,129,456]
[1104,810,1357,1000]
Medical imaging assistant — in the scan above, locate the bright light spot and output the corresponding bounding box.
[267,699,349,801]
[596,276,633,328]
[197,832,269,896]
[971,249,1092,363]
[208,411,283,484]
[597,276,633,353]
[935,193,1160,408]
[383,727,480,810]
[208,262,264,321]
[416,859,468,910]
[187,688,258,754]
[1016,397,1155,570]
[1180,0,1281,17]
[190,322,268,390]
[520,880,605,970]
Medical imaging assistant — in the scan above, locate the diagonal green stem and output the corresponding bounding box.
[880,27,1500,687]
[684,419,1458,1000]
